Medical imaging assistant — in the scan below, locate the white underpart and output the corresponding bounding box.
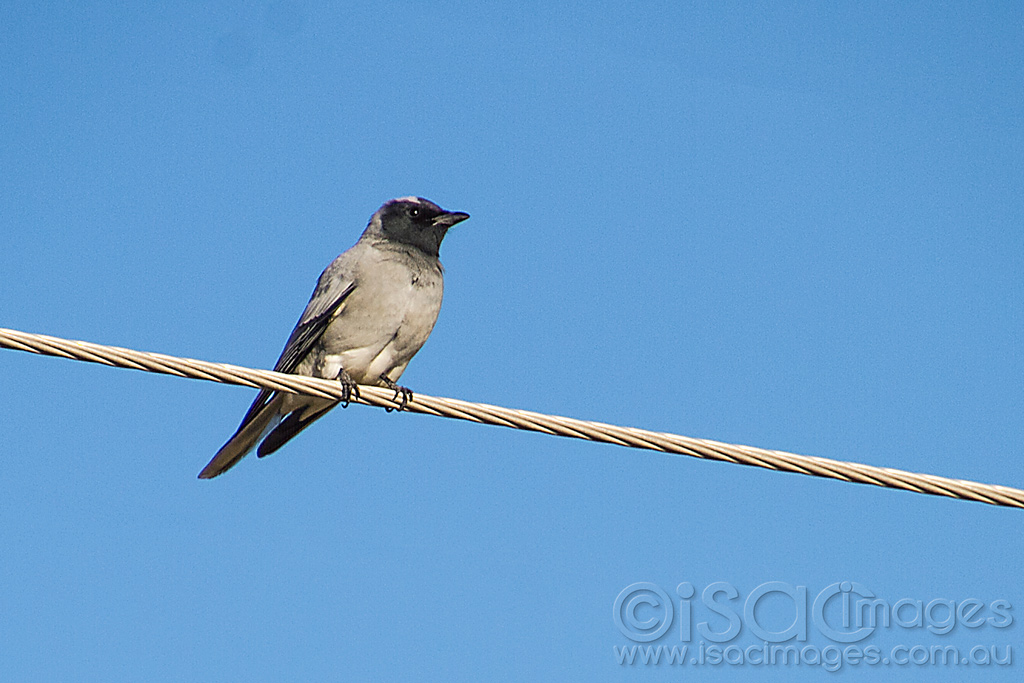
[311,256,443,387]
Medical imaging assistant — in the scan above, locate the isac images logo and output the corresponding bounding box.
[613,581,1013,672]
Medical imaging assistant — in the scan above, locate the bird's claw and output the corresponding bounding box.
[380,375,413,412]
[336,370,361,408]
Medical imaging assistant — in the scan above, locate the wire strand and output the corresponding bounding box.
[2,326,1021,509]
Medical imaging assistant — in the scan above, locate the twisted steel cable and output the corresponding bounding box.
[2,326,1021,508]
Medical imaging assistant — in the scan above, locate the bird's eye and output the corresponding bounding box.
[408,207,421,218]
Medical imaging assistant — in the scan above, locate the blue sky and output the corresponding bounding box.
[1,1,1021,680]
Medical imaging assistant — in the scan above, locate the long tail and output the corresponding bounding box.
[198,394,285,479]
[257,403,337,458]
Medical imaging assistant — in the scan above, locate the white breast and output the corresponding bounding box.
[318,251,443,386]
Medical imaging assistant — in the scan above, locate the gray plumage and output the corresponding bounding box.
[199,196,469,479]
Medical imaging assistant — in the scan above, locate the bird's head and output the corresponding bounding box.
[365,196,470,257]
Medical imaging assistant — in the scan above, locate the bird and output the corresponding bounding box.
[198,196,469,478]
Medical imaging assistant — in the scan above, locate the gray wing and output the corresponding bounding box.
[235,255,358,428]
[198,252,362,478]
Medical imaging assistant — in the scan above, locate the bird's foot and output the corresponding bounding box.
[380,375,413,412]
[336,369,361,408]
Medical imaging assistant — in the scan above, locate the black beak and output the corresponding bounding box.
[432,211,470,228]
